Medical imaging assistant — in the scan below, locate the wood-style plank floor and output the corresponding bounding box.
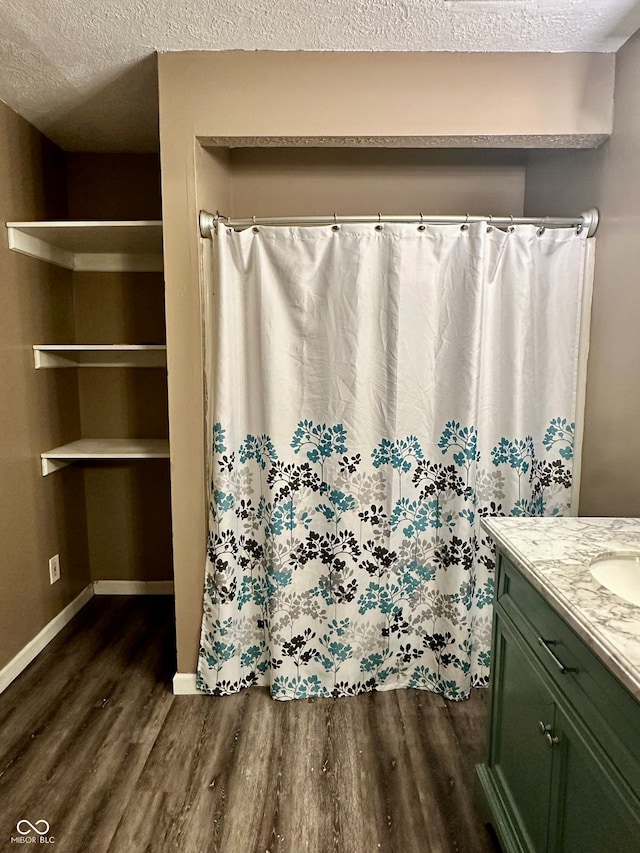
[0,596,499,853]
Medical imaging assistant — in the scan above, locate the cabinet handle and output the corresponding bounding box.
[538,721,552,735]
[537,637,577,674]
[545,732,560,748]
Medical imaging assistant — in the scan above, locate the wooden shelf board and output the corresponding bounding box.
[33,345,167,368]
[34,345,167,351]
[41,439,170,476]
[7,220,163,272]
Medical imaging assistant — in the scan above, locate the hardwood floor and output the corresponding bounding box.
[0,596,499,853]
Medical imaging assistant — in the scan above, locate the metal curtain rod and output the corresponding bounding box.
[199,209,599,238]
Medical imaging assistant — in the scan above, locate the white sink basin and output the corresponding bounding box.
[590,551,640,607]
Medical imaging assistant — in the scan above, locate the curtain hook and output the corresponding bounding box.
[461,213,470,231]
[375,212,383,231]
[537,216,546,237]
[486,214,494,233]
[332,212,339,232]
[418,212,425,231]
[508,214,515,233]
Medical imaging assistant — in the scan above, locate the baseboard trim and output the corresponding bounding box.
[0,583,94,695]
[93,580,174,595]
[173,673,200,695]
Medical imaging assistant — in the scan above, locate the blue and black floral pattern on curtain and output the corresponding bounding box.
[197,222,590,701]
[198,415,574,700]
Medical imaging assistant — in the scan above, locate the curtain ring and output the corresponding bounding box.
[332,212,339,232]
[537,216,546,237]
[461,213,470,231]
[375,212,383,232]
[418,212,425,231]
[486,214,494,234]
[508,214,515,233]
[252,215,256,224]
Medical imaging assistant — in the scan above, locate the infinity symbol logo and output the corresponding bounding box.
[16,820,50,836]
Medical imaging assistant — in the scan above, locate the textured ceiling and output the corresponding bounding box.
[0,0,639,151]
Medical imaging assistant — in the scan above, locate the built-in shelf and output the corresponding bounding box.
[33,344,167,369]
[10,220,170,476]
[6,220,163,272]
[41,439,170,476]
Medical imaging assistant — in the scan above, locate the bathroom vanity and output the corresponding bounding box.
[477,517,640,853]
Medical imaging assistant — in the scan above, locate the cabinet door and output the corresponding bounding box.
[548,706,640,853]
[489,609,556,853]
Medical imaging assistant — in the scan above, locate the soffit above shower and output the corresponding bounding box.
[0,0,637,153]
[162,51,613,153]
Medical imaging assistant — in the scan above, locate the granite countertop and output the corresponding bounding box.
[481,516,640,700]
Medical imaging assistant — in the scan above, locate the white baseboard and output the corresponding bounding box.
[0,583,94,695]
[173,673,200,694]
[93,580,174,595]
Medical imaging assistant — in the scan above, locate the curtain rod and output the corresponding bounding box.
[199,209,599,238]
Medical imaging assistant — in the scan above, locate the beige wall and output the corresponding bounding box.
[159,50,615,674]
[66,154,173,582]
[163,51,614,143]
[525,30,640,516]
[228,148,525,217]
[0,102,90,671]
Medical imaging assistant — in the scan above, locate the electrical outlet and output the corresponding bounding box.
[49,554,61,584]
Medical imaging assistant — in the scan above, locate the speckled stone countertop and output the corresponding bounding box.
[481,517,640,700]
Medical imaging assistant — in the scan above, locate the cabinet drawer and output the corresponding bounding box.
[496,553,640,791]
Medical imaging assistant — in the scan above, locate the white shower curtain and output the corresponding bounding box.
[197,221,590,700]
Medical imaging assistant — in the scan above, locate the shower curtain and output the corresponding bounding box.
[197,221,590,701]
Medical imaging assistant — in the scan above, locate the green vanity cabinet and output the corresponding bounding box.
[476,551,640,853]
[550,702,639,853]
